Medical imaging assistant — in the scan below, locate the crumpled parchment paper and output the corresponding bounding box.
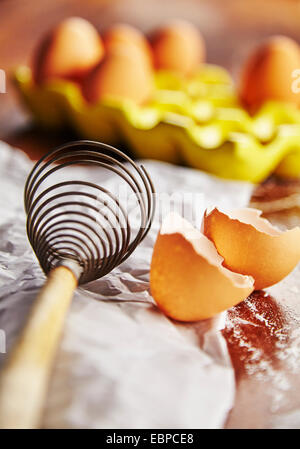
[0,141,253,428]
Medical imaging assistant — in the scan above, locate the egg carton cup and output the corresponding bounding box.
[14,65,300,183]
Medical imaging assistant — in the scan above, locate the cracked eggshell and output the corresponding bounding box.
[34,17,104,84]
[203,207,300,290]
[150,213,254,322]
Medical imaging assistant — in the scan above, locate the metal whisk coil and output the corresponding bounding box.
[24,140,155,284]
[0,140,156,429]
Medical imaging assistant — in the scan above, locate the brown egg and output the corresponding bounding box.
[34,17,104,84]
[150,213,254,321]
[150,20,205,76]
[203,207,300,290]
[103,23,152,66]
[83,44,154,104]
[239,36,300,113]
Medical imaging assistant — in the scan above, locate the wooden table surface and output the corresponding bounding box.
[1,0,300,429]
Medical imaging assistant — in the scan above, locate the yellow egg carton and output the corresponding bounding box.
[14,65,300,183]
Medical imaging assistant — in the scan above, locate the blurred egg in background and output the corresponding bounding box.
[33,17,104,84]
[82,43,154,104]
[150,19,206,76]
[240,36,300,113]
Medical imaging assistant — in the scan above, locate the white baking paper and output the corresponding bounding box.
[0,141,253,428]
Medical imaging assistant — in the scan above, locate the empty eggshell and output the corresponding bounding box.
[150,213,254,321]
[34,17,104,84]
[103,23,152,66]
[150,20,205,76]
[82,44,154,104]
[239,36,300,113]
[203,207,300,290]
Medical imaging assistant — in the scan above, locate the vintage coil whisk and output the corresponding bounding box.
[0,140,155,429]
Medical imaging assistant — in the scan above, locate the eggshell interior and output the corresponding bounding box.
[83,45,154,104]
[34,17,104,83]
[150,213,254,322]
[150,20,205,76]
[240,36,300,113]
[203,207,300,290]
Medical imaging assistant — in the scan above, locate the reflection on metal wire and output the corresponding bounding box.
[24,140,155,284]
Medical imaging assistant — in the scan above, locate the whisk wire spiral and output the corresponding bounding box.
[24,140,155,284]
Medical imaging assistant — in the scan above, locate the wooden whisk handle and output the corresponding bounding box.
[0,265,78,429]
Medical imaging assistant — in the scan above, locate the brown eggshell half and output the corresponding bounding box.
[34,17,104,84]
[150,213,254,322]
[203,207,300,290]
[82,44,154,104]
